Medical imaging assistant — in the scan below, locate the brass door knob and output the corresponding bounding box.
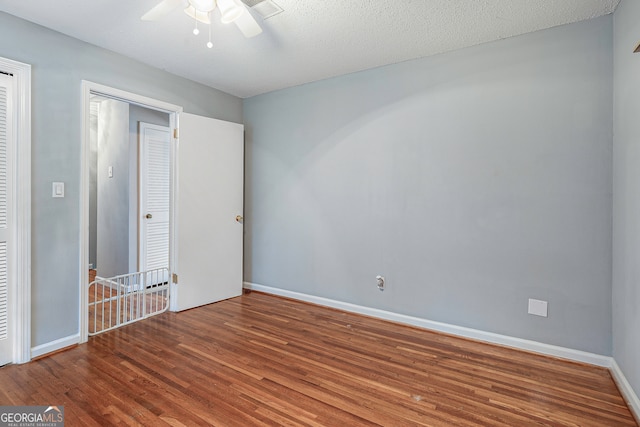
[145,214,153,219]
[236,215,243,223]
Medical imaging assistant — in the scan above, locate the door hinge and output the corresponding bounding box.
[173,128,178,139]
[172,273,178,284]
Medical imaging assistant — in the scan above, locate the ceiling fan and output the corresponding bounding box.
[142,0,263,43]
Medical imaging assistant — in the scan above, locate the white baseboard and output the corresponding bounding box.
[30,334,80,359]
[243,282,612,367]
[610,359,640,423]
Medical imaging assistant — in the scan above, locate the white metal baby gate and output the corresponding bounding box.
[88,267,170,336]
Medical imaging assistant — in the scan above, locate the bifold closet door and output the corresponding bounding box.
[0,73,14,365]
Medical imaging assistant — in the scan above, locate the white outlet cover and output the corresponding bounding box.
[528,298,548,317]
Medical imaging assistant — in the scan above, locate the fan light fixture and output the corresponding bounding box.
[142,0,263,41]
[176,0,258,49]
[189,0,216,12]
[184,6,211,24]
[184,0,219,47]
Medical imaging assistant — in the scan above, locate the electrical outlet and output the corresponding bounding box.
[528,299,548,317]
[376,275,385,291]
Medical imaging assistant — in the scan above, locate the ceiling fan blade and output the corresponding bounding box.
[141,0,183,21]
[233,2,263,38]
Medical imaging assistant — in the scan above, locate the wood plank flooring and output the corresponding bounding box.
[0,291,637,426]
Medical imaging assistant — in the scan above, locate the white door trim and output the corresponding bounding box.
[0,57,31,364]
[80,81,182,343]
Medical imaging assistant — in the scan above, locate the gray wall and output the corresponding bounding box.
[612,0,640,399]
[0,11,242,347]
[96,99,130,278]
[244,16,613,355]
[128,105,171,273]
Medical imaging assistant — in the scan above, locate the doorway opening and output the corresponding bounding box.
[87,95,172,335]
[80,81,182,342]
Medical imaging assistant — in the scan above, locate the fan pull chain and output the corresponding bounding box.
[207,12,213,48]
[193,15,200,35]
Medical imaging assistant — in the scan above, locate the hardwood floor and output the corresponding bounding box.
[0,292,636,426]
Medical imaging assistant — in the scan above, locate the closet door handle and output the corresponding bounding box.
[145,214,153,219]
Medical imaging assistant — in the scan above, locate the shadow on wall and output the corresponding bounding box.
[243,16,613,355]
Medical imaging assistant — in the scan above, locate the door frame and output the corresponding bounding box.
[0,57,31,364]
[80,81,182,343]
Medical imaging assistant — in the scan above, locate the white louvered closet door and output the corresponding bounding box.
[139,123,171,284]
[0,73,14,366]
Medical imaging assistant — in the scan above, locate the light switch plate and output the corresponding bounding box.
[52,182,64,198]
[528,298,548,317]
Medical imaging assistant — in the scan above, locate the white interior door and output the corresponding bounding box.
[139,122,170,284]
[0,73,14,365]
[173,113,244,311]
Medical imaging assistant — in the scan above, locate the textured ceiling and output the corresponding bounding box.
[0,0,620,98]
